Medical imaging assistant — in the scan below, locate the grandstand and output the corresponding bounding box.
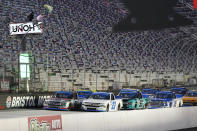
[0,0,197,92]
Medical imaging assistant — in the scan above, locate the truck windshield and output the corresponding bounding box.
[142,89,157,94]
[119,92,138,99]
[156,93,172,99]
[77,91,92,98]
[171,88,187,94]
[56,93,73,99]
[89,94,110,100]
[77,91,92,96]
[186,92,197,97]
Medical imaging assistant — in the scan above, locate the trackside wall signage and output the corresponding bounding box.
[28,115,62,131]
[9,22,43,35]
[6,95,52,108]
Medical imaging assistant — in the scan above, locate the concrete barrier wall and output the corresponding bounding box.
[0,93,53,110]
[61,107,197,131]
[1,107,197,131]
[0,117,27,131]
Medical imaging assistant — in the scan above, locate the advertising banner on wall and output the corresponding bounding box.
[28,115,62,131]
[5,95,52,109]
[9,22,43,35]
[194,0,197,9]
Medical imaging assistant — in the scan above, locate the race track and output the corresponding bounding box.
[0,106,197,131]
[0,109,88,119]
[0,105,193,119]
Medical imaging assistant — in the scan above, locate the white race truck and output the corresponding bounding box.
[82,92,123,112]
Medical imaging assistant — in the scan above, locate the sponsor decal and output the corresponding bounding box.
[10,22,43,35]
[28,115,62,131]
[5,95,52,108]
[194,0,197,10]
[6,96,12,108]
[11,96,35,108]
[37,96,52,107]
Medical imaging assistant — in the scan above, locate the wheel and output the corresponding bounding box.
[134,102,138,110]
[144,103,149,109]
[179,102,182,107]
[67,103,72,111]
[169,102,173,108]
[106,104,109,112]
[117,104,120,111]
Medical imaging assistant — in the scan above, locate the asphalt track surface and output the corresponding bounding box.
[0,105,194,119]
[0,109,88,119]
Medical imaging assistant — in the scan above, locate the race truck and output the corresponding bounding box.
[182,90,197,106]
[43,91,80,110]
[142,88,160,99]
[82,92,123,112]
[118,89,150,109]
[148,91,183,109]
[170,87,188,96]
[76,90,95,109]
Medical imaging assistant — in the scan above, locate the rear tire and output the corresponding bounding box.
[169,102,173,108]
[106,105,109,112]
[144,103,148,109]
[117,104,120,111]
[179,102,182,107]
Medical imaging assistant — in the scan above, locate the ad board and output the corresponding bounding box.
[9,22,42,35]
[28,115,62,131]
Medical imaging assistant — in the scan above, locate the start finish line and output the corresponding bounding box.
[9,22,43,35]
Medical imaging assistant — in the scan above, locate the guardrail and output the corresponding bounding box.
[0,107,197,131]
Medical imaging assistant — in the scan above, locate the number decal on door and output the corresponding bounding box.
[111,101,116,110]
[139,99,143,107]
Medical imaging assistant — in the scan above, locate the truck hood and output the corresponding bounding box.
[46,98,71,102]
[151,98,172,102]
[142,94,154,98]
[83,99,109,104]
[183,96,197,100]
[175,94,183,98]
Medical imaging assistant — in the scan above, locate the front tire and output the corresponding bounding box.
[106,104,109,112]
[68,103,72,111]
[134,102,138,110]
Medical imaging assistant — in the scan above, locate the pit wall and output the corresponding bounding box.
[1,107,197,131]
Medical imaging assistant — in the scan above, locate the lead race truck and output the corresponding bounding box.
[82,92,123,112]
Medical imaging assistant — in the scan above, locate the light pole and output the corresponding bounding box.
[10,22,42,93]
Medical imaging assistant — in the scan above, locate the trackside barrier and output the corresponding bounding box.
[0,107,197,131]
[0,93,53,110]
